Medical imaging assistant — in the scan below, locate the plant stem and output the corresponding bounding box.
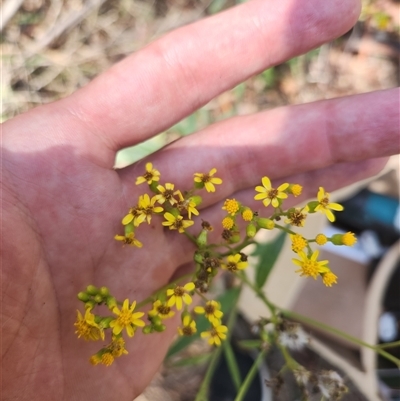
[281,309,400,368]
[195,286,241,401]
[233,349,268,401]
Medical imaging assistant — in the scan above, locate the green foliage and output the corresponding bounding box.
[253,230,286,289]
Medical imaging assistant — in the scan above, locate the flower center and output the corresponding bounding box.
[118,311,132,326]
[164,189,174,199]
[267,189,278,199]
[201,174,211,183]
[174,286,185,296]
[182,326,194,336]
[158,305,171,315]
[227,262,237,272]
[320,197,329,207]
[204,304,216,314]
[143,171,154,181]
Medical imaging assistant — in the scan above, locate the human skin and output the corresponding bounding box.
[1,0,399,400]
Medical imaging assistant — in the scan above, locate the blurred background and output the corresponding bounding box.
[1,0,399,400]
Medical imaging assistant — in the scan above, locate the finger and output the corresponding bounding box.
[119,88,399,202]
[62,0,361,150]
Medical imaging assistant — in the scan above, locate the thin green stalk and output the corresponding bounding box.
[233,349,267,401]
[136,272,193,309]
[376,340,400,349]
[237,271,277,317]
[195,286,241,401]
[281,309,400,368]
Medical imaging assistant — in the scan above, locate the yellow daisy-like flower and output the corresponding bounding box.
[166,282,195,310]
[222,216,235,230]
[135,194,164,226]
[315,234,328,246]
[221,253,248,273]
[194,300,223,325]
[74,309,105,341]
[254,177,289,208]
[178,315,197,336]
[194,168,222,193]
[89,353,102,366]
[292,250,329,280]
[148,300,175,320]
[136,162,161,185]
[155,183,180,205]
[162,212,194,233]
[121,206,141,226]
[242,208,254,222]
[109,299,145,338]
[290,234,308,253]
[201,322,228,346]
[322,271,338,287]
[114,232,143,248]
[285,208,307,227]
[314,187,344,222]
[176,191,200,219]
[222,199,240,215]
[342,232,357,246]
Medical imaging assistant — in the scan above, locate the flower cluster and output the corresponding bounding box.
[75,164,355,368]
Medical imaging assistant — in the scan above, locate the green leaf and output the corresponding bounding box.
[223,341,242,391]
[166,286,241,359]
[253,231,287,289]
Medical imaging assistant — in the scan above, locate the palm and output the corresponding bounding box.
[2,0,399,400]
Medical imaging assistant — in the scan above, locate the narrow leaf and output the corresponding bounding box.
[253,231,286,289]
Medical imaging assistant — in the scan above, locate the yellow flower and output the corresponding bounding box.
[109,299,145,337]
[194,300,223,325]
[314,187,344,222]
[155,183,180,205]
[242,208,254,222]
[290,234,308,253]
[322,271,338,287]
[285,208,307,227]
[74,309,104,341]
[162,212,194,233]
[222,199,240,215]
[114,232,143,248]
[89,353,102,366]
[315,234,328,246]
[222,216,235,230]
[221,253,248,273]
[176,191,200,219]
[136,162,160,185]
[135,194,163,226]
[178,315,197,336]
[101,352,114,366]
[342,232,357,246]
[254,177,289,208]
[289,184,303,197]
[121,206,141,225]
[166,282,195,310]
[148,300,175,319]
[201,322,228,346]
[109,337,129,358]
[292,250,329,280]
[194,168,222,192]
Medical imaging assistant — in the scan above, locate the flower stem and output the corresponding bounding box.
[233,349,268,401]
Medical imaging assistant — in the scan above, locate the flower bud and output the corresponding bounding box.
[257,218,275,230]
[99,286,109,297]
[150,316,162,327]
[86,285,98,295]
[94,294,103,304]
[153,324,166,332]
[246,223,257,238]
[196,229,208,248]
[77,292,90,302]
[194,181,204,190]
[229,234,241,244]
[106,296,117,309]
[142,325,153,334]
[194,252,204,264]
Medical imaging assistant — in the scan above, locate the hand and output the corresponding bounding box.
[2,0,398,400]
